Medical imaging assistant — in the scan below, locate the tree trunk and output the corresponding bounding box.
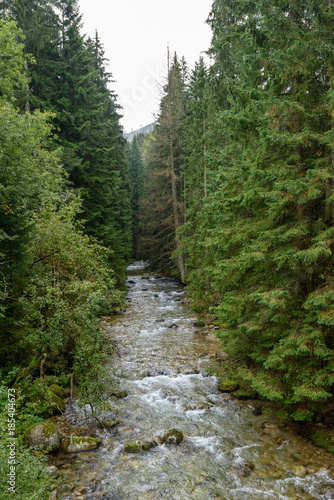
[167,48,186,282]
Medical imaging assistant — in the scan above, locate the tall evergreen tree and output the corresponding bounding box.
[126,136,144,258]
[139,51,187,279]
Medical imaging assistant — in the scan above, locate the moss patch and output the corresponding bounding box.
[310,429,334,454]
[49,384,65,399]
[49,392,65,413]
[42,421,57,438]
[124,440,157,453]
[194,320,205,328]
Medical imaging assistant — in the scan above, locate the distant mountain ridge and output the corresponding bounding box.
[124,122,155,142]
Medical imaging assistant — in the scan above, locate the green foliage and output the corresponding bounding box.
[309,428,334,453]
[0,19,27,103]
[0,386,61,499]
[126,136,145,258]
[139,52,187,278]
[168,0,334,421]
[0,18,126,432]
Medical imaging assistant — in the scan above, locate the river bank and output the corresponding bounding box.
[49,262,334,499]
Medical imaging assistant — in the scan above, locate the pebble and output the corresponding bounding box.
[293,465,307,478]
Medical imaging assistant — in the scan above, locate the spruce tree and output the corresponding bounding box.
[139,52,187,279]
[126,136,144,258]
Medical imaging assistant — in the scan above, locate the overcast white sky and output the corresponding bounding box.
[78,0,213,132]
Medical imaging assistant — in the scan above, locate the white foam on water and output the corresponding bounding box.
[228,487,288,499]
[185,436,220,453]
[275,471,334,499]
[137,326,166,337]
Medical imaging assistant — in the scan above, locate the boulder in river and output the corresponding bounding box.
[184,369,200,375]
[61,435,101,453]
[229,463,254,477]
[162,429,183,445]
[25,420,62,453]
[144,368,172,377]
[98,419,120,429]
[124,439,157,453]
[185,403,212,411]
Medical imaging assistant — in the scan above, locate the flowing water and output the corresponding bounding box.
[54,262,334,500]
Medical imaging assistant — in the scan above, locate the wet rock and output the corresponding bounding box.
[124,439,157,453]
[98,420,119,429]
[266,467,284,479]
[229,464,254,477]
[167,324,178,329]
[198,353,209,358]
[162,429,183,445]
[292,465,307,478]
[128,280,136,284]
[252,407,263,416]
[261,423,280,432]
[155,319,164,323]
[185,403,212,411]
[115,425,136,436]
[145,368,171,377]
[184,370,200,375]
[46,465,60,477]
[276,437,290,449]
[194,320,205,328]
[25,420,62,453]
[61,436,101,453]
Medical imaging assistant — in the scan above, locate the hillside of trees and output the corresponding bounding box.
[132,1,334,424]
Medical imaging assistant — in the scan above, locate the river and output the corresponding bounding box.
[54,262,334,499]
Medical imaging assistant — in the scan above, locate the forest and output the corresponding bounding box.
[1,0,334,497]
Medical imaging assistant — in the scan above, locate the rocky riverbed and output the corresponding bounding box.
[49,262,334,499]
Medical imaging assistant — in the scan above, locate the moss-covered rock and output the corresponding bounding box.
[162,429,183,445]
[49,384,65,399]
[61,435,101,453]
[124,439,157,453]
[194,320,205,328]
[98,420,119,429]
[218,380,239,393]
[25,420,62,453]
[49,392,66,413]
